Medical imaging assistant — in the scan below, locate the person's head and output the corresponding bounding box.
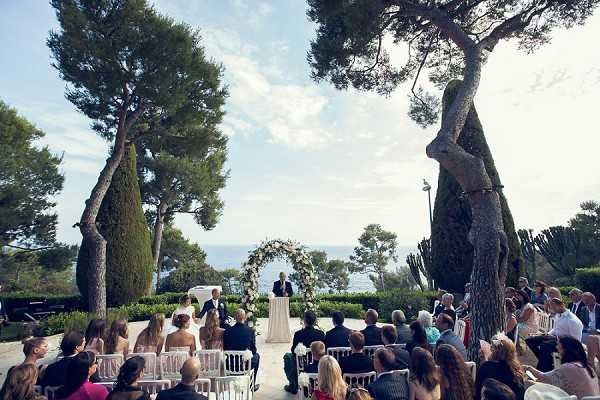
[381,325,398,345]
[505,287,517,299]
[173,313,191,330]
[533,280,546,294]
[569,288,583,303]
[364,309,378,325]
[211,288,220,300]
[331,310,345,327]
[583,292,597,307]
[391,310,406,325]
[234,308,246,323]
[22,337,48,360]
[547,286,561,299]
[180,357,201,384]
[417,310,434,328]
[57,351,98,398]
[116,356,145,389]
[437,290,447,301]
[481,378,516,400]
[143,313,165,344]
[409,320,429,348]
[349,331,365,352]
[558,335,595,377]
[180,294,192,306]
[434,344,473,399]
[489,334,523,380]
[317,356,347,400]
[205,309,219,330]
[346,388,373,400]
[3,363,39,400]
[515,289,530,307]
[373,348,396,373]
[505,298,517,315]
[279,271,286,282]
[60,330,85,356]
[84,319,106,344]
[311,341,326,361]
[110,319,129,339]
[518,277,529,289]
[410,347,439,391]
[442,293,454,307]
[547,298,566,315]
[464,282,471,292]
[435,313,454,332]
[304,310,317,327]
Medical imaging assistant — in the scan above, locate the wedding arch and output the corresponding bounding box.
[240,239,318,321]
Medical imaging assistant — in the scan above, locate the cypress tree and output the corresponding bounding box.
[77,144,153,306]
[430,80,522,292]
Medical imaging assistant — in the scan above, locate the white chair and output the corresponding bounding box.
[327,347,351,361]
[138,380,172,394]
[454,319,467,343]
[214,375,251,400]
[95,382,115,391]
[296,351,314,374]
[387,343,406,350]
[193,349,222,377]
[170,346,191,352]
[171,378,211,398]
[298,372,318,400]
[465,361,476,381]
[223,351,254,391]
[127,352,157,379]
[34,386,42,395]
[159,351,190,380]
[581,397,600,400]
[537,312,551,334]
[391,369,410,385]
[96,354,124,382]
[44,386,61,400]
[343,371,377,387]
[364,345,384,358]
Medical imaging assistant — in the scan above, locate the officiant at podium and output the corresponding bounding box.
[198,288,229,328]
[273,272,293,297]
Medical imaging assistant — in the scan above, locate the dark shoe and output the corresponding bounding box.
[253,384,260,392]
[284,385,297,394]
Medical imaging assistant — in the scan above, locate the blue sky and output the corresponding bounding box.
[1,1,599,248]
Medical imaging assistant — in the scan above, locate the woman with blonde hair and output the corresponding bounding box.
[312,355,347,400]
[199,309,224,350]
[2,363,45,400]
[134,313,165,355]
[476,334,524,400]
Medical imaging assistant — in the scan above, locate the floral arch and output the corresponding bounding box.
[240,239,318,321]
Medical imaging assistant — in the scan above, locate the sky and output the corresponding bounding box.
[0,1,599,248]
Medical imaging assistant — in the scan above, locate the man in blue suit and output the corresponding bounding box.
[198,288,228,328]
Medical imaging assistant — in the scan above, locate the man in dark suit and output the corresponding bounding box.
[156,358,207,400]
[38,331,86,388]
[381,325,410,370]
[198,288,228,328]
[569,288,589,325]
[368,348,409,400]
[518,277,533,301]
[435,313,467,360]
[325,311,353,348]
[391,310,411,344]
[361,309,383,346]
[223,309,259,391]
[303,341,326,373]
[339,332,374,374]
[284,310,325,394]
[272,271,293,297]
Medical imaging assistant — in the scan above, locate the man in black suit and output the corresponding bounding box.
[361,309,383,346]
[303,341,326,373]
[284,310,325,394]
[198,288,228,328]
[272,271,293,297]
[368,348,409,400]
[223,309,259,391]
[325,311,353,348]
[569,288,589,325]
[381,325,410,370]
[435,313,467,360]
[156,358,207,400]
[38,331,86,388]
[339,331,374,374]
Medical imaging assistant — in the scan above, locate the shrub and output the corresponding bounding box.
[576,267,600,296]
[379,290,435,322]
[0,292,84,320]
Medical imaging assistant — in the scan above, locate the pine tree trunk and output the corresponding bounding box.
[152,203,167,293]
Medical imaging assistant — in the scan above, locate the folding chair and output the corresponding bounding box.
[343,371,377,387]
[296,351,313,374]
[159,351,190,380]
[214,375,251,400]
[223,351,254,391]
[96,354,124,382]
[127,352,158,380]
[465,361,476,381]
[364,345,384,358]
[95,382,115,391]
[171,378,211,398]
[193,349,222,377]
[298,372,318,400]
[137,380,171,394]
[44,386,61,400]
[327,347,351,362]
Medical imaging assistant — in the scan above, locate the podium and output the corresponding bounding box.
[266,297,292,343]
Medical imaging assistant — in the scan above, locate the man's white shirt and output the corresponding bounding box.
[549,310,583,340]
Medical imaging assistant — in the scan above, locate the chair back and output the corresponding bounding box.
[127,352,157,380]
[454,319,467,342]
[465,361,476,381]
[298,372,318,400]
[391,369,410,387]
[193,349,222,377]
[343,371,377,387]
[33,386,42,395]
[327,347,352,361]
[364,345,384,358]
[44,386,61,400]
[171,379,211,397]
[581,397,600,400]
[159,351,190,379]
[169,346,191,352]
[94,382,115,391]
[387,343,406,350]
[137,380,172,394]
[296,351,314,373]
[538,312,551,333]
[97,354,124,382]
[223,351,252,376]
[214,375,251,400]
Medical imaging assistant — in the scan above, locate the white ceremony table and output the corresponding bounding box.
[266,297,292,343]
[187,285,222,325]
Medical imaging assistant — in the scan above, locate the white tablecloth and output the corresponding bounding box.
[187,285,222,325]
[266,297,292,343]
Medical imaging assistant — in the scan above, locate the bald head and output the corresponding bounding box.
[180,358,201,383]
[235,309,246,323]
[583,292,597,307]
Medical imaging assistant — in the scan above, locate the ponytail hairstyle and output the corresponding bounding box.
[115,356,145,390]
[56,351,97,398]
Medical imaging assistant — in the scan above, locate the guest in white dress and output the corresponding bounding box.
[167,295,200,348]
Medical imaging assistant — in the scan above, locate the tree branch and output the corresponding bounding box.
[6,244,59,253]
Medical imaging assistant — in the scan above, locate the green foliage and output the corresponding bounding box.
[534,226,582,276]
[159,262,224,293]
[518,229,537,281]
[77,145,153,306]
[350,224,398,291]
[155,225,207,280]
[569,201,600,267]
[576,267,600,296]
[221,268,241,295]
[370,267,417,292]
[379,290,435,323]
[407,238,436,291]
[430,80,522,292]
[290,251,351,294]
[0,100,64,248]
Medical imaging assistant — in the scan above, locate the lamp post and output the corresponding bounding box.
[422,179,433,231]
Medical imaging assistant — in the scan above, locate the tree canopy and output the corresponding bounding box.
[350,224,398,291]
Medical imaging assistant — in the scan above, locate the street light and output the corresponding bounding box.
[422,179,433,230]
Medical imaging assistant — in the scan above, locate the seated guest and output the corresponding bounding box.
[475,334,524,400]
[325,311,353,349]
[55,351,108,400]
[156,358,207,400]
[524,335,600,399]
[505,299,518,343]
[381,325,410,370]
[434,314,467,359]
[435,344,473,400]
[339,332,374,374]
[481,379,516,400]
[347,388,373,400]
[568,288,588,325]
[456,283,471,318]
[409,347,440,400]
[437,293,456,322]
[515,290,538,337]
[406,321,431,354]
[392,310,411,344]
[313,355,347,400]
[304,341,326,373]
[39,331,86,388]
[531,280,548,307]
[505,287,518,302]
[432,290,447,318]
[0,336,49,397]
[107,356,148,400]
[84,319,106,355]
[284,310,325,394]
[106,319,129,357]
[417,311,440,345]
[134,313,165,355]
[543,287,562,314]
[199,309,225,350]
[582,292,600,365]
[223,309,259,391]
[518,277,533,301]
[2,363,45,400]
[525,298,583,372]
[165,314,196,354]
[361,309,383,346]
[367,348,409,400]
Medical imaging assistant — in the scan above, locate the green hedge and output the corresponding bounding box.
[576,267,600,296]
[379,290,435,322]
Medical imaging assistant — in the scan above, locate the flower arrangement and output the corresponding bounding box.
[294,343,308,356]
[242,349,253,362]
[298,372,310,388]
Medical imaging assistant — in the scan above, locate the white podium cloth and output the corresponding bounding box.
[187,285,222,325]
[266,297,292,343]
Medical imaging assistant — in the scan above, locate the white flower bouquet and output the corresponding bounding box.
[295,343,308,356]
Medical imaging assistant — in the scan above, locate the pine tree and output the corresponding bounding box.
[77,144,153,306]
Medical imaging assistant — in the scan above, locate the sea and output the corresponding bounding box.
[200,245,416,294]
